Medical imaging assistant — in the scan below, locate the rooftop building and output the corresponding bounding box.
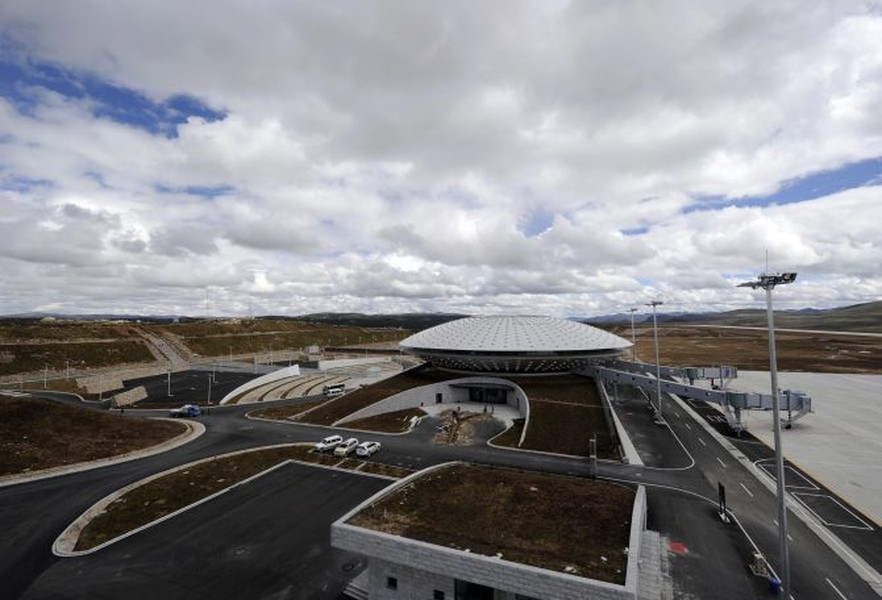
[399,316,631,374]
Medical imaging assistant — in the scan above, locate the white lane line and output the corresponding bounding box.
[772,520,794,542]
[684,422,692,431]
[740,483,754,497]
[826,577,849,600]
[698,437,706,446]
[716,457,726,468]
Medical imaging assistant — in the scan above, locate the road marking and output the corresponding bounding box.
[684,422,692,431]
[791,492,874,531]
[716,457,726,468]
[697,437,706,446]
[772,520,794,542]
[740,483,754,497]
[826,577,849,600]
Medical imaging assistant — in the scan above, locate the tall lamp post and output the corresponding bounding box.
[628,308,638,362]
[738,271,797,596]
[646,300,664,424]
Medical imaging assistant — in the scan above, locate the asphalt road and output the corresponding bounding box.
[20,463,389,600]
[2,369,881,599]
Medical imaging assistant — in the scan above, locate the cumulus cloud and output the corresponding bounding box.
[0,0,880,317]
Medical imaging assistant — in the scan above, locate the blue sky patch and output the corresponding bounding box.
[0,39,225,137]
[155,183,235,198]
[620,226,649,236]
[686,156,882,214]
[0,175,53,192]
[520,207,554,237]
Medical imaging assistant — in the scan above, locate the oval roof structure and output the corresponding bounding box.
[399,315,631,374]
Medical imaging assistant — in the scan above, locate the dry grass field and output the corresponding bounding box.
[625,325,882,374]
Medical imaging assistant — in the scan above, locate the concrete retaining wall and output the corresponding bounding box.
[336,377,529,426]
[219,365,300,405]
[331,462,644,600]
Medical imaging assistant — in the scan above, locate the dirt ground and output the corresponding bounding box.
[0,396,185,476]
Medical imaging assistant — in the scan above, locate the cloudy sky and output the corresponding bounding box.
[1,1,881,318]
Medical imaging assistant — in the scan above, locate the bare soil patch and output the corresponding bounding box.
[0,396,185,477]
[349,463,635,584]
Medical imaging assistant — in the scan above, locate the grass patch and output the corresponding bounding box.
[491,418,525,447]
[248,400,328,420]
[340,407,427,433]
[295,365,459,426]
[521,401,614,458]
[0,396,185,476]
[74,444,409,551]
[0,340,154,377]
[349,463,634,584]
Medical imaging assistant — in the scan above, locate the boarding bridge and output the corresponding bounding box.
[580,360,812,433]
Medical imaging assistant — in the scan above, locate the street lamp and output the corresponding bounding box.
[646,300,664,424]
[738,271,797,596]
[628,308,638,361]
[167,363,174,398]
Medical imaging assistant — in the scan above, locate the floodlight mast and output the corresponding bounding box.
[738,271,797,596]
[646,300,664,424]
[628,308,638,361]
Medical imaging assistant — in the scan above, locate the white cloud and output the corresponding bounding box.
[0,0,880,318]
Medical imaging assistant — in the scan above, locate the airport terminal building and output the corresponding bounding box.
[398,315,631,374]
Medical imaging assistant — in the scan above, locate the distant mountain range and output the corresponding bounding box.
[581,300,882,333]
[3,301,880,333]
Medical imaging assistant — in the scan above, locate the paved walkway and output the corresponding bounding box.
[728,371,882,527]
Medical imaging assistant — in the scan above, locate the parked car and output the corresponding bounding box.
[356,441,381,457]
[333,437,359,457]
[314,435,344,452]
[169,404,201,418]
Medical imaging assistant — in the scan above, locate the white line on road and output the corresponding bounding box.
[716,457,726,468]
[826,577,849,600]
[740,483,754,497]
[684,422,692,430]
[698,437,706,446]
[772,520,794,542]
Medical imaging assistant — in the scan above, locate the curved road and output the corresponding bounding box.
[1,382,880,599]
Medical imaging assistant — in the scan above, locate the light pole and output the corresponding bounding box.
[167,363,173,398]
[628,308,638,361]
[207,374,212,406]
[738,271,797,596]
[646,300,664,424]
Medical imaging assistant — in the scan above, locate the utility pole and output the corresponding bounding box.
[646,300,664,424]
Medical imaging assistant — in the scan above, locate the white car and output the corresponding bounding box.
[356,441,381,457]
[314,435,343,452]
[333,437,359,457]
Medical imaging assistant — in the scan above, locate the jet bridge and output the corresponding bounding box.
[581,360,812,433]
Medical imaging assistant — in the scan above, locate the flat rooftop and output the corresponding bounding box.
[346,463,636,584]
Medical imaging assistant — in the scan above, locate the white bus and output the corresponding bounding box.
[323,383,346,398]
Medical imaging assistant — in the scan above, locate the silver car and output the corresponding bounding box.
[356,441,381,457]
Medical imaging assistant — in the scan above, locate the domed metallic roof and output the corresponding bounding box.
[399,316,630,374]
